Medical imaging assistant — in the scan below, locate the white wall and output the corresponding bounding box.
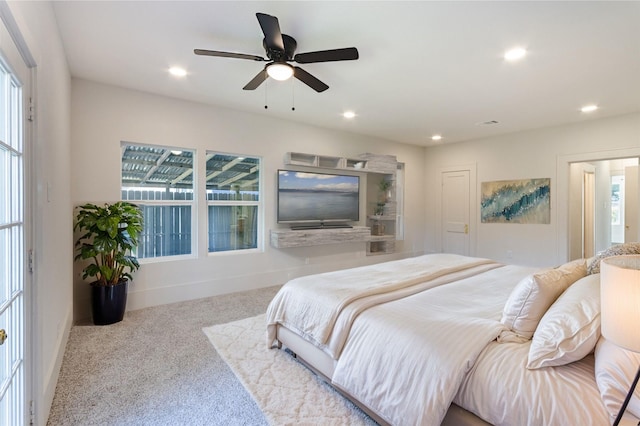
[70,78,427,319]
[424,112,640,267]
[4,1,72,424]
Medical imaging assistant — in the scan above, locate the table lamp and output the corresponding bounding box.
[601,255,640,426]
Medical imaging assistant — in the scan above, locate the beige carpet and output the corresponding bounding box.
[203,314,377,426]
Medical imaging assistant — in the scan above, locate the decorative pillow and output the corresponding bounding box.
[594,337,640,420]
[499,259,587,342]
[527,273,600,369]
[587,242,640,275]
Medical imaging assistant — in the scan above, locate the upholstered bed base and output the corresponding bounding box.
[276,325,491,426]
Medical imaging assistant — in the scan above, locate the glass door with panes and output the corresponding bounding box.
[0,31,29,425]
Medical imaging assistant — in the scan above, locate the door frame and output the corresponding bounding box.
[582,170,595,258]
[624,165,639,244]
[558,148,640,262]
[437,164,477,255]
[0,2,37,423]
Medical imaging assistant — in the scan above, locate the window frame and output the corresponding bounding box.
[120,142,197,262]
[205,150,263,255]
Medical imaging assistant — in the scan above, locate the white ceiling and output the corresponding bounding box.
[51,1,640,147]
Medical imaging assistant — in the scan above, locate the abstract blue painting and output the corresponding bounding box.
[481,178,550,224]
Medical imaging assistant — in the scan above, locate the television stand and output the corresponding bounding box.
[270,226,370,248]
[290,223,353,230]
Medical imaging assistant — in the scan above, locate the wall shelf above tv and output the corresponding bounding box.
[284,152,396,174]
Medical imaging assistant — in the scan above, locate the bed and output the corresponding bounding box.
[266,252,640,426]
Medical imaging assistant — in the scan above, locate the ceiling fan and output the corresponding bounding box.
[194,12,359,93]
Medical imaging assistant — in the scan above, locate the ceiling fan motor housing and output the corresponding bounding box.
[263,34,297,62]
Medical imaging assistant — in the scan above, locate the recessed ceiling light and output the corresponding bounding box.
[581,104,599,113]
[504,48,527,61]
[431,135,442,141]
[343,111,356,119]
[169,67,187,77]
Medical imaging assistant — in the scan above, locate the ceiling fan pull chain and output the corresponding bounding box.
[291,78,296,111]
[264,79,268,109]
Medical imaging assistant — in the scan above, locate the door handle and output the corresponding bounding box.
[0,329,6,345]
[464,224,469,234]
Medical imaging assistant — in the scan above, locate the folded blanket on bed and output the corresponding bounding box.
[266,253,500,357]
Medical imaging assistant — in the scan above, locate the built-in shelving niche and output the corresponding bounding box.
[273,152,398,256]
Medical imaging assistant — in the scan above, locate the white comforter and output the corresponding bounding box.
[454,340,610,425]
[267,253,501,358]
[331,264,536,426]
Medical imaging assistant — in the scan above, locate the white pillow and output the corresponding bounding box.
[595,337,640,420]
[527,273,601,369]
[499,259,587,342]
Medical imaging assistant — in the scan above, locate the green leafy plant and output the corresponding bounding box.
[378,179,393,204]
[74,202,143,286]
[378,179,392,192]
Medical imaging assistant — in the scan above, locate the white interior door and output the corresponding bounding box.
[442,170,470,255]
[0,19,30,425]
[625,165,639,243]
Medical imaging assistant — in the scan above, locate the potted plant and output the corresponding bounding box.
[74,201,143,325]
[378,179,392,203]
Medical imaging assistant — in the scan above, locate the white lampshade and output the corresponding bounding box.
[266,63,294,81]
[601,255,640,353]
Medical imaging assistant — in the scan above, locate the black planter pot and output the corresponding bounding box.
[91,279,128,325]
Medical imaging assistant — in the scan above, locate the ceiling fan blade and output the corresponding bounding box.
[194,49,265,61]
[293,66,329,93]
[256,13,284,51]
[294,47,359,64]
[243,68,269,90]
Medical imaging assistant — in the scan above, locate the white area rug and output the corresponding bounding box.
[203,314,376,425]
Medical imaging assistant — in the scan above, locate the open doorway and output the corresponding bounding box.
[610,174,624,244]
[569,157,639,259]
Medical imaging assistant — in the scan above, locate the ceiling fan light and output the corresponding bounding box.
[267,63,294,81]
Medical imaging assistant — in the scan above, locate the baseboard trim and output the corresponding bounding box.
[126,251,419,312]
[126,269,285,311]
[38,304,72,426]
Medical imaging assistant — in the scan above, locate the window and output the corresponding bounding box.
[206,153,260,252]
[121,144,195,259]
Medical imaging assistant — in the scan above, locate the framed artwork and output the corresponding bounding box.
[481,178,550,224]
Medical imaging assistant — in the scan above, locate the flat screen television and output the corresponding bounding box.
[277,169,360,228]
